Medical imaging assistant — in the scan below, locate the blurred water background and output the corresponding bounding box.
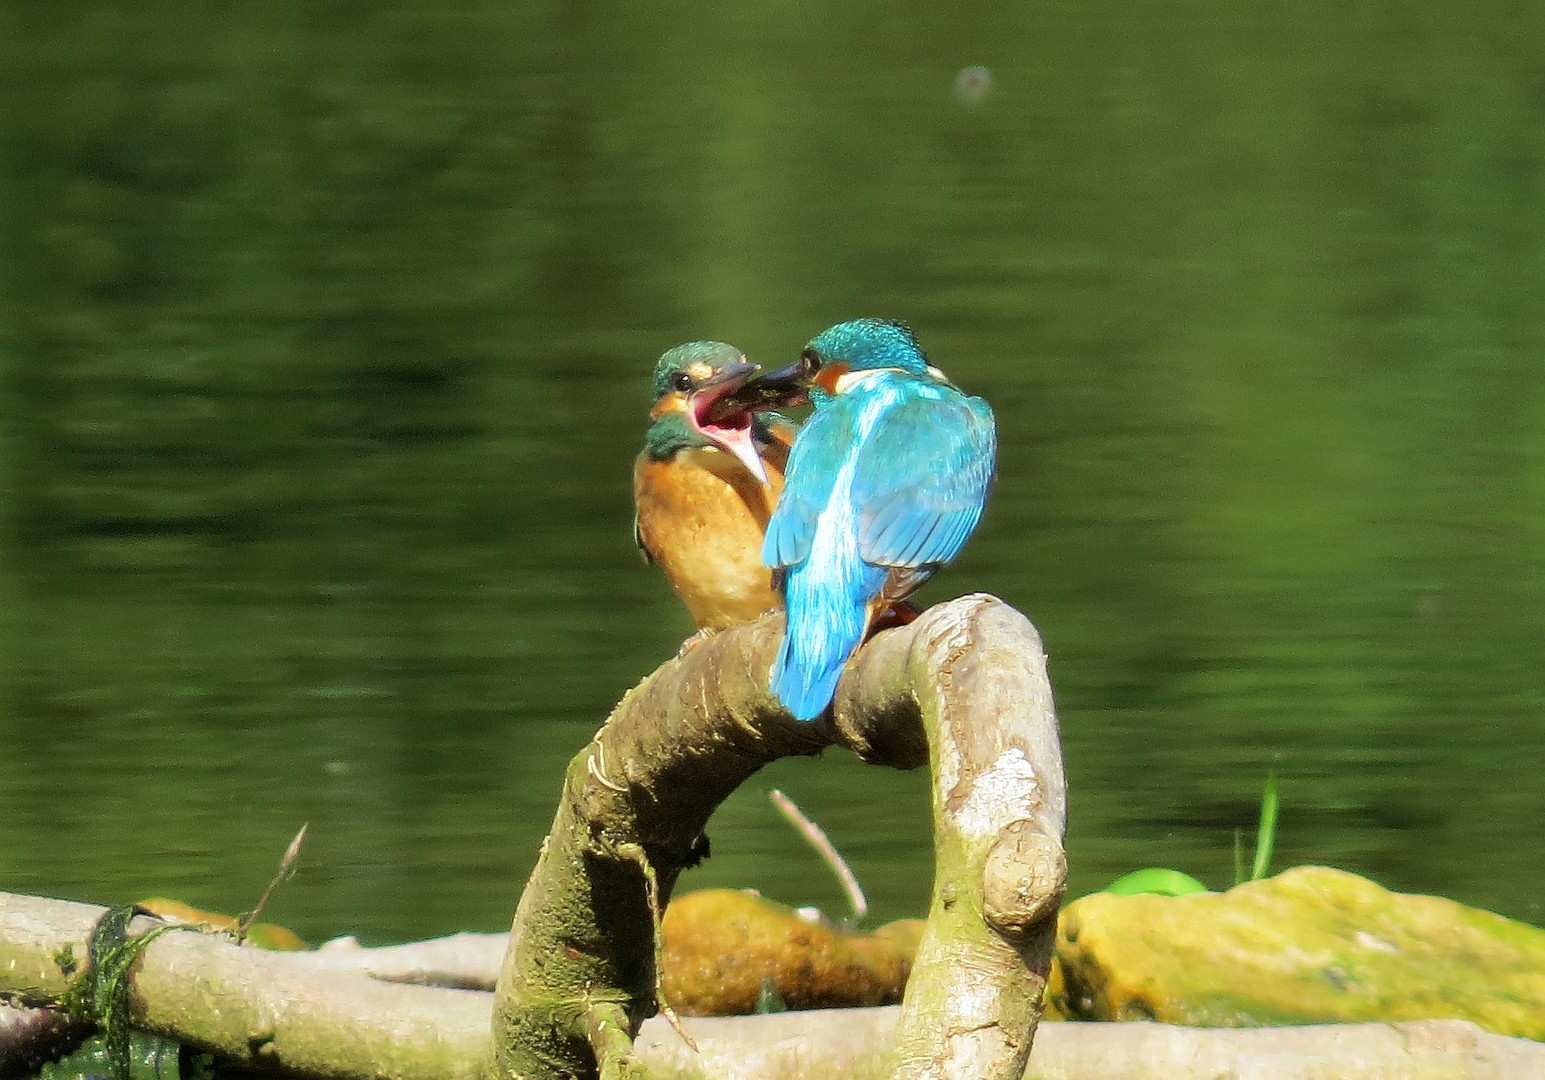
[2,2,1543,943]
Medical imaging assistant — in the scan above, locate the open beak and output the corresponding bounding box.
[686,361,769,484]
[707,363,815,423]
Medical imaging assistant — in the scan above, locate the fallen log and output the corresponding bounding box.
[2,906,1538,1080]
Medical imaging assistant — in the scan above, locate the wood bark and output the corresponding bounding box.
[298,932,507,989]
[633,1010,1545,1080]
[487,594,1067,1080]
[4,896,1544,1079]
[0,892,488,1080]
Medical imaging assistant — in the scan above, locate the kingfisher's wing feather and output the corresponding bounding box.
[852,388,996,570]
[762,399,859,569]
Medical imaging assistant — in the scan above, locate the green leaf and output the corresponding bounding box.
[1103,868,1211,897]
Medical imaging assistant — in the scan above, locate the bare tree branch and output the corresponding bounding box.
[2,595,1068,1080]
[488,594,1067,1080]
[0,892,488,1080]
[295,932,507,989]
[770,790,869,923]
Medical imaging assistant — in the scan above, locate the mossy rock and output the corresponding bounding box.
[661,889,918,1016]
[1051,865,1545,1040]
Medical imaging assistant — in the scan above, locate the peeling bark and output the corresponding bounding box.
[488,594,1067,1080]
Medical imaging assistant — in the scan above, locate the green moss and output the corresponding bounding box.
[1056,866,1545,1039]
[59,906,178,1080]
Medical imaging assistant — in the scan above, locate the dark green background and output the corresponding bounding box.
[3,1,1543,942]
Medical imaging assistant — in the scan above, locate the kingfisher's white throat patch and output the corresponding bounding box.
[833,366,955,394]
[834,367,898,394]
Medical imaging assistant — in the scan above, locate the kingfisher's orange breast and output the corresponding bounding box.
[634,439,789,631]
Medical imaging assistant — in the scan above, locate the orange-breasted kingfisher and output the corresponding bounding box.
[634,341,799,631]
[759,319,997,720]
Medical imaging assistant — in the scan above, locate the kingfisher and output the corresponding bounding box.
[634,341,799,631]
[759,319,997,720]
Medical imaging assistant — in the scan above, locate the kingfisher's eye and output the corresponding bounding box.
[672,372,692,392]
[799,349,822,377]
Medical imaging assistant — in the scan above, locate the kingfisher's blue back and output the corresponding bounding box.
[763,320,997,720]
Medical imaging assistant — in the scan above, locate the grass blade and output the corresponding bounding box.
[1250,771,1279,881]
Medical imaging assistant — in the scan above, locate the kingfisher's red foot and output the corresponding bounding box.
[870,601,921,635]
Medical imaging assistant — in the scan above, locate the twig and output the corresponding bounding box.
[769,790,868,923]
[237,824,308,943]
[629,845,698,1054]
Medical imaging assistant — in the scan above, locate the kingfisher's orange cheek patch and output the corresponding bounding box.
[650,394,689,420]
[813,362,851,396]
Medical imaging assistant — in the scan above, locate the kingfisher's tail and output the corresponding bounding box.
[771,560,889,721]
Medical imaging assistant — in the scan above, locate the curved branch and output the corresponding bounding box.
[846,597,1067,1080]
[488,594,1067,1080]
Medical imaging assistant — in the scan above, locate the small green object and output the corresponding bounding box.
[754,976,789,1014]
[1103,868,1210,897]
[184,1048,218,1080]
[1251,770,1279,882]
[53,943,78,978]
[36,1032,181,1080]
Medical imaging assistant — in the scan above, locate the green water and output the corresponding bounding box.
[3,2,1543,944]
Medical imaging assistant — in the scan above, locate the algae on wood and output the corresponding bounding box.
[0,892,488,1080]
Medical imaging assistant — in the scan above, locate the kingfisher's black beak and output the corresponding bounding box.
[715,357,813,416]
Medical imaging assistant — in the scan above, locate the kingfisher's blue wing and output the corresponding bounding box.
[763,373,995,721]
[764,377,996,573]
[762,398,862,570]
[852,386,996,569]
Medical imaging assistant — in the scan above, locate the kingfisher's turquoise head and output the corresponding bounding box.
[805,319,931,379]
[645,341,768,482]
[739,319,939,406]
